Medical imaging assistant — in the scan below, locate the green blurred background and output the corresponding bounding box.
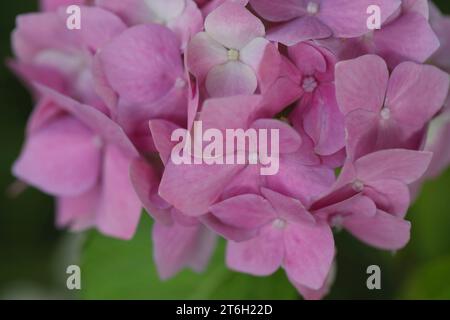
[1,1,450,300]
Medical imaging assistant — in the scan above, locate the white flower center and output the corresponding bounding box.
[380,107,391,120]
[307,2,319,15]
[302,76,318,92]
[175,77,186,88]
[352,179,364,192]
[227,49,240,61]
[272,218,287,229]
[331,215,344,231]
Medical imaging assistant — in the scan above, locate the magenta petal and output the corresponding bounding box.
[335,54,388,114]
[96,145,142,240]
[356,149,433,184]
[226,224,284,276]
[344,210,411,250]
[283,222,334,290]
[13,115,100,197]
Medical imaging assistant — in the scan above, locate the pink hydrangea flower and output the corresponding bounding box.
[335,0,440,68]
[336,54,449,159]
[287,41,345,157]
[11,6,126,106]
[187,2,280,97]
[13,86,142,239]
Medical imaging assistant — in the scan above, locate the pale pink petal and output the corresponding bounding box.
[206,61,258,97]
[187,32,228,81]
[205,2,265,49]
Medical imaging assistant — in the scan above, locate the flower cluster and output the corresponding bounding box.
[11,0,450,299]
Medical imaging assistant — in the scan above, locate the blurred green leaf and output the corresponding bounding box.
[400,255,450,299]
[80,214,298,300]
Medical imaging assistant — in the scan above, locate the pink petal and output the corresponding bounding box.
[261,188,315,225]
[303,83,345,156]
[251,119,302,153]
[96,24,183,105]
[129,158,172,225]
[335,54,388,114]
[249,0,306,22]
[266,17,332,46]
[319,0,401,38]
[56,186,99,231]
[386,62,450,131]
[149,120,182,165]
[205,61,258,97]
[266,153,335,207]
[364,179,410,218]
[344,210,411,250]
[159,161,244,216]
[210,193,276,229]
[374,12,440,68]
[355,149,433,184]
[240,38,281,92]
[96,145,142,240]
[13,115,101,197]
[187,32,228,81]
[283,222,334,290]
[153,221,216,279]
[226,224,284,276]
[205,2,265,49]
